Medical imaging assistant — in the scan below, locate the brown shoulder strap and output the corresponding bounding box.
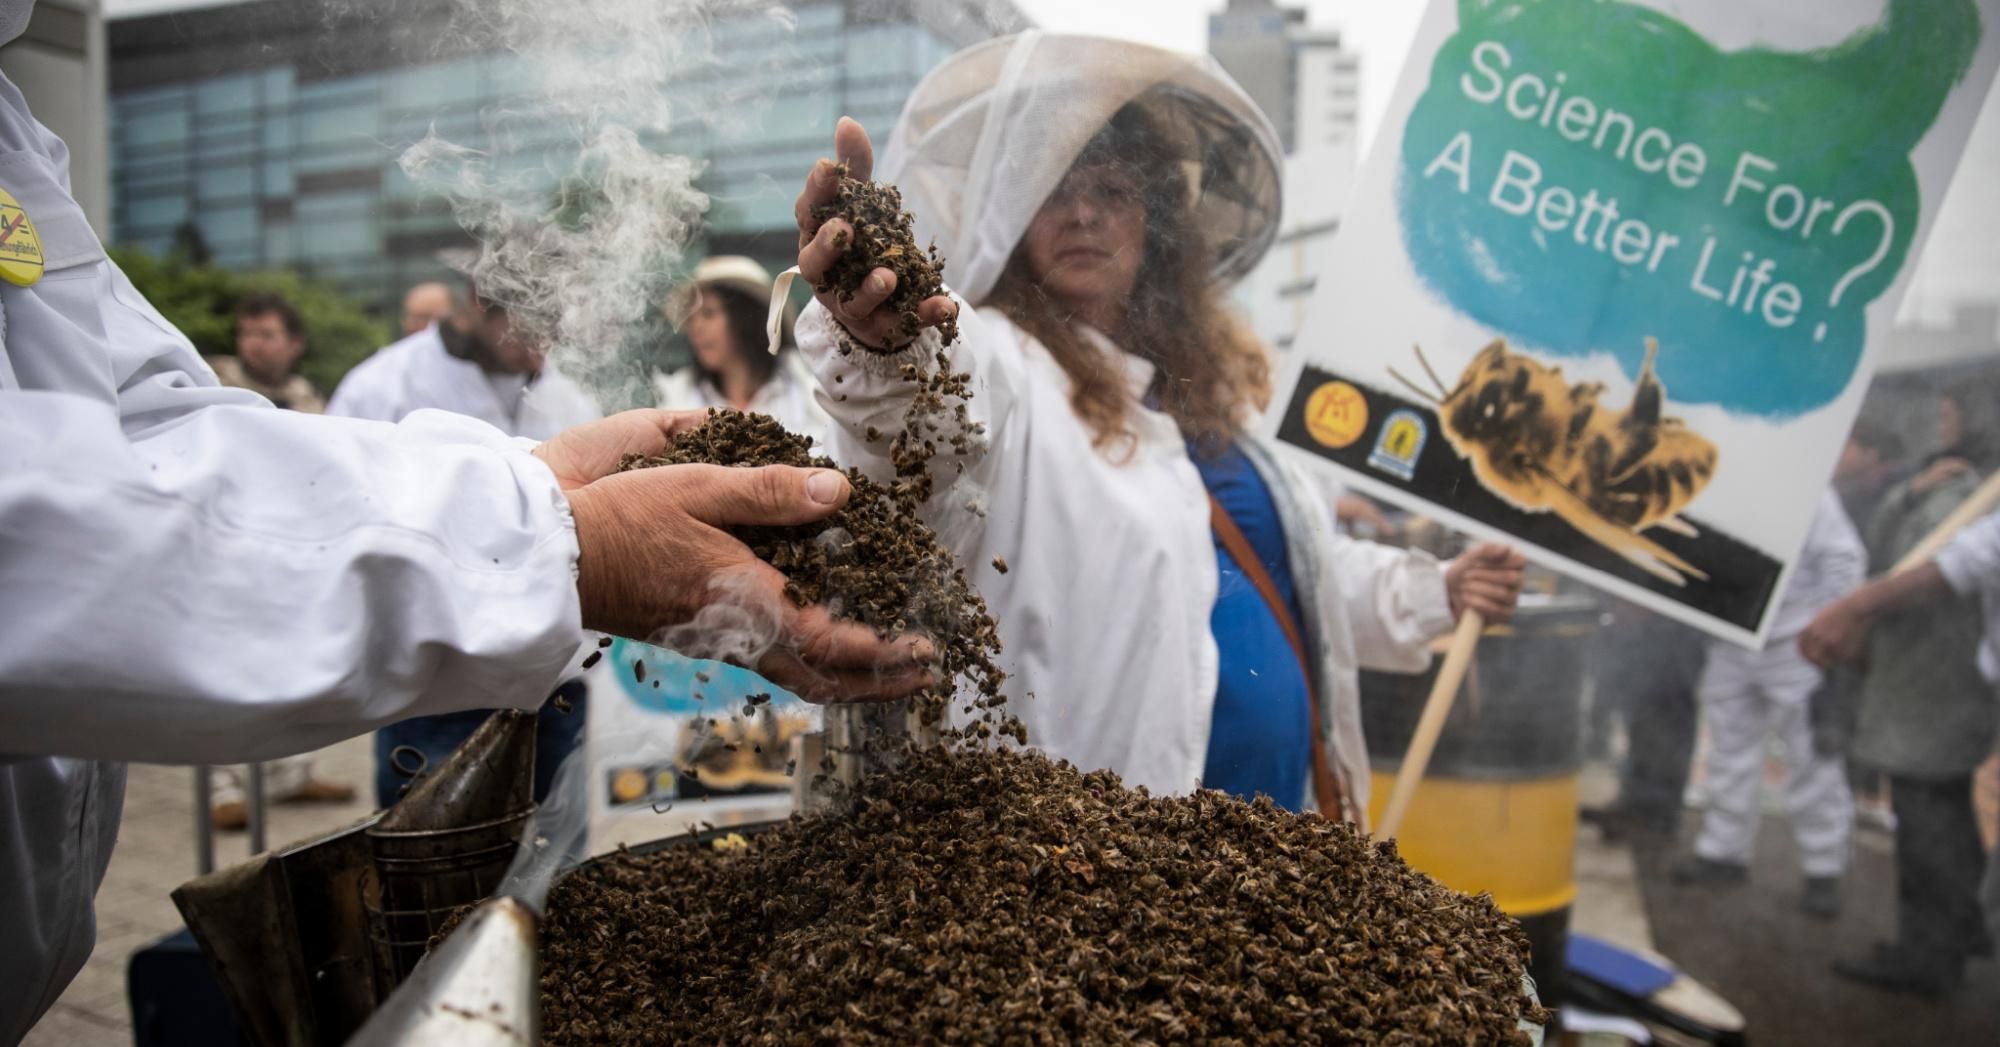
[1208,494,1347,821]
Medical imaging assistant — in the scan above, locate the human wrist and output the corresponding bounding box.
[565,486,629,636]
[1842,585,1886,622]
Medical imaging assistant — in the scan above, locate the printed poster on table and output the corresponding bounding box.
[1266,0,2000,646]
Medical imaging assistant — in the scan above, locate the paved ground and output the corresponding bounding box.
[24,738,376,1047]
[1637,814,2000,1046]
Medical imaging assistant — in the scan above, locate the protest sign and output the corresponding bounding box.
[1266,0,2000,645]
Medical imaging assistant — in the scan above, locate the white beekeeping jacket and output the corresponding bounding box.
[653,351,834,452]
[0,62,583,1039]
[798,33,1451,806]
[329,324,603,439]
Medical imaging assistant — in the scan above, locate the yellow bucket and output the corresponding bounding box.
[1366,772,1579,916]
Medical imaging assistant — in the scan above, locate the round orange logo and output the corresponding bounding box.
[1303,381,1368,449]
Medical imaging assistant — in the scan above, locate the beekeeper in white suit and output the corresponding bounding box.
[787,32,1525,820]
[1674,490,1866,917]
[0,1,932,1036]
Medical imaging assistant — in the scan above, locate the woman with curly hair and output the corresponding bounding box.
[788,33,1523,823]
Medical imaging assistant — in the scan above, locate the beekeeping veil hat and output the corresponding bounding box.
[669,254,797,345]
[876,31,1283,307]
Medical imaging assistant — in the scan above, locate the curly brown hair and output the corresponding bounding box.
[984,105,1271,458]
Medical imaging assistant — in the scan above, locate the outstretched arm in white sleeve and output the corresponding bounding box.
[1,261,935,765]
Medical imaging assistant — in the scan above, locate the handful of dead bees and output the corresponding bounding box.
[618,410,1010,737]
[540,745,1546,1044]
[809,165,961,349]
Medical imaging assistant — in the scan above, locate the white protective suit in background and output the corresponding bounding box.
[329,323,601,438]
[654,350,832,450]
[1692,490,1867,877]
[0,57,584,1040]
[799,32,1455,815]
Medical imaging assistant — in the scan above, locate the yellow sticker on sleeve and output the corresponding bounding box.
[0,187,45,287]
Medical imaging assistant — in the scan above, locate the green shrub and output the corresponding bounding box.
[110,247,395,395]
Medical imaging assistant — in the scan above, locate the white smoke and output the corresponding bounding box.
[400,0,793,407]
[650,564,790,667]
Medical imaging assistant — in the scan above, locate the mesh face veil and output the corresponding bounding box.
[875,31,1284,308]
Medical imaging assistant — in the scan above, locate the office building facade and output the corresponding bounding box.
[1209,0,1361,353]
[107,0,1025,311]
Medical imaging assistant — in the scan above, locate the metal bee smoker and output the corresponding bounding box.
[172,709,541,1045]
[361,709,539,997]
[798,699,941,812]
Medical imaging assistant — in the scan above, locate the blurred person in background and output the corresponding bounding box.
[1672,491,1866,918]
[785,34,1525,822]
[1830,419,1911,832]
[400,280,456,337]
[1583,602,1708,841]
[203,291,325,414]
[1835,418,1908,533]
[330,272,604,807]
[1804,395,2000,995]
[200,292,356,829]
[653,255,832,447]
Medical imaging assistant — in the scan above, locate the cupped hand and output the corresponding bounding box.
[532,408,710,490]
[795,116,958,350]
[538,412,937,702]
[1444,542,1529,622]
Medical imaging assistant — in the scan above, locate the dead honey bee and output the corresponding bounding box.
[1389,337,1716,585]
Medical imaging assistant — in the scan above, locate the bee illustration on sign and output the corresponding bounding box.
[1389,337,1717,586]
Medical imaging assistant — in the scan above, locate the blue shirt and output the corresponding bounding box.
[1193,441,1313,809]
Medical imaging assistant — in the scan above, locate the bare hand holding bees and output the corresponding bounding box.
[795,117,958,351]
[1443,542,1529,622]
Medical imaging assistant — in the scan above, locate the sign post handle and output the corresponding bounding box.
[1376,609,1485,840]
[1890,470,2000,574]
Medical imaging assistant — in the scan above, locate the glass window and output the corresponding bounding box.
[794,2,842,32]
[263,117,293,152]
[211,241,258,269]
[194,118,258,161]
[301,103,379,147]
[126,195,189,229]
[480,53,532,100]
[193,74,259,117]
[195,204,257,244]
[298,73,378,107]
[706,179,791,234]
[764,89,835,144]
[121,108,190,149]
[844,26,918,80]
[119,162,189,193]
[295,142,391,175]
[298,217,377,259]
[387,59,483,110]
[262,67,295,107]
[196,165,256,204]
[296,190,374,220]
[119,84,188,110]
[264,160,294,197]
[263,222,296,264]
